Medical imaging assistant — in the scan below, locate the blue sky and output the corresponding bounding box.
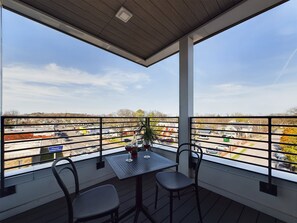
[2,1,297,116]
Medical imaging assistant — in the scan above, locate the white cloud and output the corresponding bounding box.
[4,63,150,92]
[195,82,297,115]
[3,63,150,113]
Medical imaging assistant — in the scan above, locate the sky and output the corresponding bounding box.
[2,1,297,116]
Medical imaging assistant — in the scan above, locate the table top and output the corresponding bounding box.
[106,151,177,180]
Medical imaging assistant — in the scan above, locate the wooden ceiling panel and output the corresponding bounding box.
[168,0,201,28]
[22,0,105,35]
[105,19,158,52]
[134,0,184,36]
[61,0,112,23]
[101,29,153,58]
[53,0,108,33]
[151,0,191,33]
[18,0,243,59]
[85,0,117,19]
[124,0,178,41]
[109,18,163,49]
[116,9,169,47]
[184,0,210,24]
[200,0,223,17]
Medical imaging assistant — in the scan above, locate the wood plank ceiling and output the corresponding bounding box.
[5,0,287,66]
[15,0,242,59]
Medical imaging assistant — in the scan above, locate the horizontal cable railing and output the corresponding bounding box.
[190,116,297,177]
[149,117,179,149]
[2,115,295,195]
[0,116,179,180]
[2,116,102,174]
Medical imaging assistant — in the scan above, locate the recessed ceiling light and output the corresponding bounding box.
[115,7,133,23]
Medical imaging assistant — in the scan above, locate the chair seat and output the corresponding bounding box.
[73,184,119,220]
[156,172,193,191]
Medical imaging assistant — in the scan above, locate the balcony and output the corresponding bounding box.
[0,116,296,222]
[1,1,296,222]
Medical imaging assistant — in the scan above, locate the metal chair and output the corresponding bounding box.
[154,143,203,223]
[52,157,120,223]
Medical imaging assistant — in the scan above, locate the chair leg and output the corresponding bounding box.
[154,184,159,209]
[177,191,180,200]
[195,189,203,223]
[134,210,140,223]
[169,191,173,223]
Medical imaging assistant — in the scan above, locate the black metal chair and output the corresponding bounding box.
[154,143,203,223]
[52,157,120,223]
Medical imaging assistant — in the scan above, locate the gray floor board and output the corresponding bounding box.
[2,173,283,223]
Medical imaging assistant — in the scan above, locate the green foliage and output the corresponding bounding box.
[134,109,145,117]
[235,118,249,123]
[280,127,297,168]
[140,120,157,145]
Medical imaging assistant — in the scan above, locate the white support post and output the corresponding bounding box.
[0,2,2,116]
[179,36,194,176]
[0,2,3,193]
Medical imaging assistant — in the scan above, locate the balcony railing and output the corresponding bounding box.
[1,115,296,196]
[191,116,297,185]
[0,116,179,195]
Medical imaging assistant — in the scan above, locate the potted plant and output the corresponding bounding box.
[140,119,157,150]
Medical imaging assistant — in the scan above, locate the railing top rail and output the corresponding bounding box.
[1,115,101,119]
[2,115,297,119]
[149,116,179,118]
[1,116,159,119]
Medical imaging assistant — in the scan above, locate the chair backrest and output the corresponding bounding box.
[176,143,203,186]
[52,157,80,223]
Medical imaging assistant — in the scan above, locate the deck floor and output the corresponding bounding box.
[3,172,284,223]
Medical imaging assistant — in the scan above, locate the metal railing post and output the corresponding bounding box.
[99,117,103,161]
[0,116,15,197]
[96,117,104,169]
[189,117,193,169]
[146,117,150,128]
[268,117,272,185]
[259,117,277,196]
[1,116,4,195]
[189,117,192,143]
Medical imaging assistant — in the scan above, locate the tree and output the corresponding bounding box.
[3,110,20,116]
[116,109,134,117]
[134,109,145,117]
[146,110,167,117]
[286,107,297,115]
[280,127,297,169]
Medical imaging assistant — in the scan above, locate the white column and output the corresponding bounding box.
[0,2,2,116]
[0,3,3,190]
[179,36,194,176]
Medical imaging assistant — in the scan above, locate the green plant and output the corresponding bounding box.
[140,119,157,146]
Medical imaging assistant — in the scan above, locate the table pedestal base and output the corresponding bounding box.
[119,175,156,223]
